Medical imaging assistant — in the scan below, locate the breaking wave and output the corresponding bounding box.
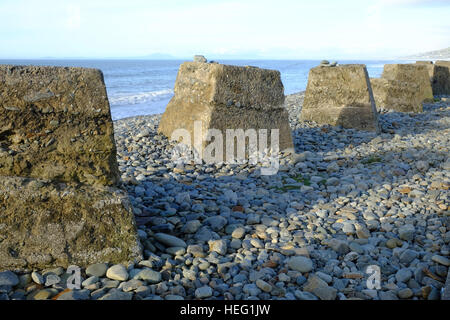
[109,89,174,106]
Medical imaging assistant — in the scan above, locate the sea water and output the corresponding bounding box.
[0,59,410,120]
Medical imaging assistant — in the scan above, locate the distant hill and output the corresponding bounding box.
[403,47,450,60]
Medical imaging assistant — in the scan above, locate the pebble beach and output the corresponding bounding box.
[1,92,449,300]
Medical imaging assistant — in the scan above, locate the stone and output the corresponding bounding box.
[294,290,319,300]
[397,288,413,299]
[121,279,144,292]
[256,279,272,293]
[287,256,313,273]
[315,271,332,284]
[86,263,108,277]
[381,64,434,103]
[370,78,422,113]
[300,64,379,132]
[0,176,142,271]
[165,294,184,300]
[82,276,99,288]
[31,271,44,285]
[415,160,429,172]
[106,264,129,281]
[250,238,264,249]
[193,55,207,63]
[186,244,206,258]
[342,222,355,234]
[0,271,19,286]
[133,269,162,284]
[395,268,412,283]
[205,216,227,231]
[154,233,187,248]
[398,224,415,241]
[0,65,119,185]
[243,283,261,296]
[31,289,54,300]
[45,274,61,287]
[209,240,228,255]
[379,291,399,300]
[327,239,350,255]
[303,275,337,300]
[231,227,246,239]
[230,239,242,249]
[99,289,133,300]
[166,247,186,256]
[431,255,450,266]
[361,289,378,299]
[399,249,418,265]
[158,62,294,160]
[56,289,91,300]
[0,65,142,271]
[195,286,213,299]
[182,220,202,234]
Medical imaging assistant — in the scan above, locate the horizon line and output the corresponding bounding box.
[0,57,426,61]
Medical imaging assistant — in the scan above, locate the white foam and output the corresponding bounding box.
[111,96,171,120]
[109,89,174,106]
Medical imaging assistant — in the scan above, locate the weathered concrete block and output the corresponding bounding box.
[300,64,379,132]
[415,61,450,96]
[382,64,434,102]
[370,78,422,113]
[415,61,433,65]
[436,60,450,68]
[416,61,435,79]
[0,65,142,271]
[0,177,142,271]
[0,65,119,186]
[433,61,450,95]
[158,62,293,157]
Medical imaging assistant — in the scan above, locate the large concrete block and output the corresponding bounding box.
[158,62,293,158]
[382,64,434,102]
[0,65,119,186]
[415,61,450,96]
[172,62,285,111]
[0,65,142,271]
[300,64,379,132]
[433,61,450,95]
[436,60,450,68]
[370,78,422,113]
[0,177,142,271]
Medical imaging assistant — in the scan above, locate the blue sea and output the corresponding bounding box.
[0,59,411,120]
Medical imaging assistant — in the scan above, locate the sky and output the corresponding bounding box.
[0,0,449,60]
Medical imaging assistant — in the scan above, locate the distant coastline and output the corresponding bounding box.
[401,47,450,61]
